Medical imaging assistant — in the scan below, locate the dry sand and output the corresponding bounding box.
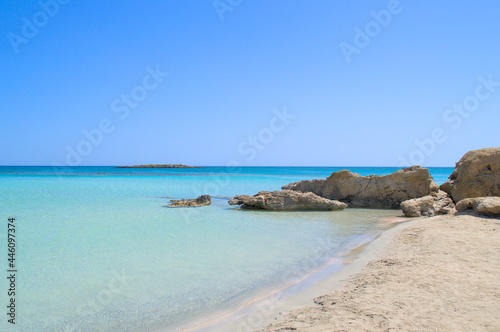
[262,213,500,331]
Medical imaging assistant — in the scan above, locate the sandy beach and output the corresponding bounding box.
[262,213,500,331]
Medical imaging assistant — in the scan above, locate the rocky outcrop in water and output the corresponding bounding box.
[440,147,500,202]
[401,190,456,217]
[456,197,500,217]
[283,166,438,209]
[167,195,211,207]
[228,190,347,211]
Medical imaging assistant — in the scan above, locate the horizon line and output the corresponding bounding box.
[0,165,455,168]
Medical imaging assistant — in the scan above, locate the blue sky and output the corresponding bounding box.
[1,0,499,166]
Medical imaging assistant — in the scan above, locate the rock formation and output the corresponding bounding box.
[228,190,347,211]
[456,197,500,217]
[401,190,456,217]
[226,148,498,215]
[166,195,211,207]
[439,180,453,196]
[283,166,438,208]
[440,147,500,202]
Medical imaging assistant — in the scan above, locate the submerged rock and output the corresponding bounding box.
[401,190,456,217]
[228,190,347,211]
[442,147,500,202]
[456,197,500,217]
[167,195,211,207]
[283,166,438,209]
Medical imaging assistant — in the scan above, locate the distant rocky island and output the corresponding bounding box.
[115,164,202,169]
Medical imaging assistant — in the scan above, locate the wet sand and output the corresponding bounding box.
[262,214,500,331]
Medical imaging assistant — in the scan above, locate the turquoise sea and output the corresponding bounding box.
[0,166,453,331]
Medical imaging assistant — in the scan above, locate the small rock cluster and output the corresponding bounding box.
[166,195,211,207]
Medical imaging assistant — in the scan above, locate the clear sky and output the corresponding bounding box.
[1,0,499,167]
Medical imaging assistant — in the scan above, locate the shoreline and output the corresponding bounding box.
[262,213,500,331]
[175,216,417,332]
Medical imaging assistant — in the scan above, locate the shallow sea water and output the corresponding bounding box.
[0,166,452,331]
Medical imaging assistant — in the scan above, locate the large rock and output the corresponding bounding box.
[442,147,500,202]
[166,195,211,207]
[401,190,456,217]
[228,190,348,211]
[439,180,453,196]
[283,166,438,209]
[456,197,500,217]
